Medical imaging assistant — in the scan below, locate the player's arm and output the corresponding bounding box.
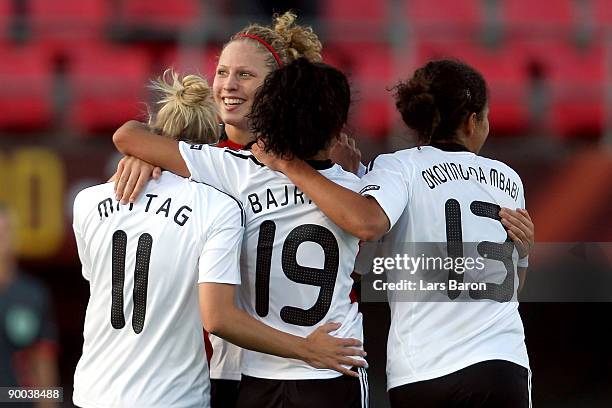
[199,201,365,377]
[499,207,534,293]
[112,120,189,203]
[252,142,389,241]
[199,284,366,377]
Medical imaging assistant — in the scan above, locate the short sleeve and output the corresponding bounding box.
[178,142,243,198]
[359,153,410,231]
[197,197,245,285]
[73,191,92,281]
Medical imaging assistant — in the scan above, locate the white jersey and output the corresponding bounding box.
[209,332,242,381]
[360,145,530,390]
[179,142,364,380]
[72,172,244,408]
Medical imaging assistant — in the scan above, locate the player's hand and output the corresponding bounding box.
[500,208,534,258]
[330,133,362,175]
[113,156,161,204]
[251,140,290,172]
[303,322,367,378]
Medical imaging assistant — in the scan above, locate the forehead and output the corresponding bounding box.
[217,40,271,72]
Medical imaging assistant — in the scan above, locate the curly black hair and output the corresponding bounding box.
[394,59,488,145]
[249,57,350,160]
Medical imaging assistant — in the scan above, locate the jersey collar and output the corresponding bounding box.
[305,159,334,170]
[215,129,245,151]
[430,142,470,152]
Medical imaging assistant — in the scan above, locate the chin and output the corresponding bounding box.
[222,117,248,130]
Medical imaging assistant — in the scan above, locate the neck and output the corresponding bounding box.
[225,125,254,147]
[307,147,331,161]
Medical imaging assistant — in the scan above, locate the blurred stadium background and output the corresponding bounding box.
[0,0,610,406]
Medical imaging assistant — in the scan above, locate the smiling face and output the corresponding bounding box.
[213,40,273,136]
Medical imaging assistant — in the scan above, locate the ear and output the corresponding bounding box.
[465,112,478,137]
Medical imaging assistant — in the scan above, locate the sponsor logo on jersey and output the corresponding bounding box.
[359,185,380,195]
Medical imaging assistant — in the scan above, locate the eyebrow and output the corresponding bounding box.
[216,64,256,70]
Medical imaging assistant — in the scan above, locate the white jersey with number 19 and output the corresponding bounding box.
[72,172,244,408]
[360,145,530,391]
[179,142,364,380]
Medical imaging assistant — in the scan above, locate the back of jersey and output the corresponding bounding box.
[362,146,530,389]
[72,172,242,408]
[179,143,364,381]
[239,162,364,380]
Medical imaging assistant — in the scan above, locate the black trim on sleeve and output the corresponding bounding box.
[366,157,378,174]
[224,150,265,167]
[190,180,246,227]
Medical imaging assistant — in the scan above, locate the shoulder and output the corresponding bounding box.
[189,180,245,226]
[74,182,114,209]
[367,147,420,172]
[323,165,362,191]
[479,155,523,184]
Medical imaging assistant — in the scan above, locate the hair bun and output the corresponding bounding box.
[148,68,219,144]
[396,85,441,140]
[175,74,211,106]
[273,11,322,62]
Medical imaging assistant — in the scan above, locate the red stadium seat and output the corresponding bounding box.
[0,0,12,44]
[405,0,484,35]
[68,44,151,135]
[159,44,222,81]
[546,46,605,138]
[507,40,605,138]
[324,42,394,84]
[29,0,109,42]
[322,0,388,38]
[415,41,531,135]
[350,97,396,141]
[591,0,612,28]
[117,0,201,31]
[324,42,395,139]
[500,0,577,37]
[0,45,54,131]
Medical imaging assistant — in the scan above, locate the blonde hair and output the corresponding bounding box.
[148,69,220,144]
[228,11,323,69]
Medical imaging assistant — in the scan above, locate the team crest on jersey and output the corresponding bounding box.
[190,144,203,150]
[359,184,380,195]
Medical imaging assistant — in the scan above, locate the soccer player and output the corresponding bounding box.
[122,12,361,407]
[112,58,369,408]
[251,59,535,407]
[73,69,365,408]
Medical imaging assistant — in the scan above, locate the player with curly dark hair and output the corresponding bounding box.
[248,58,350,160]
[111,58,369,408]
[251,59,534,408]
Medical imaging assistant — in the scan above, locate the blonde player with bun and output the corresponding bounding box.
[73,70,365,408]
[113,12,357,407]
[147,69,220,144]
[214,11,361,172]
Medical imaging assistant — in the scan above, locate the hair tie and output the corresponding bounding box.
[236,34,283,67]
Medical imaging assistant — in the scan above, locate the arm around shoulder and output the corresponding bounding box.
[112,120,190,177]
